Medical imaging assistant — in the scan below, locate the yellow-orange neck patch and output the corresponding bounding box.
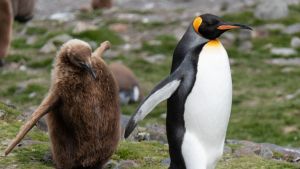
[206,39,221,47]
[193,16,202,33]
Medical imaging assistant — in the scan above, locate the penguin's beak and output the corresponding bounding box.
[217,22,252,31]
[81,63,97,80]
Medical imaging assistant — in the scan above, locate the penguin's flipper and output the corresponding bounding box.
[125,72,182,138]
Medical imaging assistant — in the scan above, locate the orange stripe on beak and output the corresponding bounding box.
[217,25,240,30]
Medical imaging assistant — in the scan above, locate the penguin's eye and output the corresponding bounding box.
[193,16,202,33]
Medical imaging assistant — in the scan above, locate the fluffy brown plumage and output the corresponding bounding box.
[0,0,13,66]
[5,40,120,169]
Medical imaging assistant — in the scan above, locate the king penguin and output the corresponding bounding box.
[125,14,252,169]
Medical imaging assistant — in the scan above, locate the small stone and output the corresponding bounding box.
[259,146,273,159]
[238,41,253,52]
[251,28,269,39]
[117,13,141,22]
[49,12,75,22]
[103,160,118,169]
[161,158,170,166]
[72,22,98,34]
[270,48,296,56]
[117,160,139,169]
[291,37,300,48]
[255,0,288,20]
[50,34,73,44]
[19,65,27,71]
[283,23,300,35]
[223,146,232,154]
[135,132,150,141]
[267,58,300,66]
[40,41,57,54]
[109,23,128,33]
[147,40,162,46]
[26,36,38,45]
[144,54,166,64]
[283,126,298,134]
[160,113,167,119]
[263,24,285,31]
[28,92,37,98]
[0,110,5,119]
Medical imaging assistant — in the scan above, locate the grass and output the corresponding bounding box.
[1,3,300,168]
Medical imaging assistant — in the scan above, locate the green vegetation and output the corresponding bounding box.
[2,3,300,168]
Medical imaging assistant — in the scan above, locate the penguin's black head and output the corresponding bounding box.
[193,13,252,40]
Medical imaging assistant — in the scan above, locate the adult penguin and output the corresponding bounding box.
[125,14,252,169]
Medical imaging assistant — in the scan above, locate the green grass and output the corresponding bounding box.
[2,4,300,168]
[72,27,124,46]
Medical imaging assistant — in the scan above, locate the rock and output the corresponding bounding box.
[291,37,300,48]
[50,34,73,44]
[19,65,27,71]
[26,36,38,45]
[28,92,37,98]
[223,146,232,154]
[117,13,141,22]
[267,58,300,66]
[259,146,273,159]
[270,48,296,56]
[0,110,5,119]
[161,158,171,166]
[109,23,129,33]
[72,22,98,34]
[285,89,300,100]
[104,160,119,169]
[117,160,139,169]
[238,41,253,52]
[283,23,300,35]
[251,28,269,39]
[263,24,285,31]
[49,12,75,22]
[282,125,298,134]
[238,29,252,41]
[146,124,167,143]
[40,41,57,54]
[233,140,261,157]
[40,34,72,54]
[254,0,288,20]
[135,132,150,141]
[144,54,166,64]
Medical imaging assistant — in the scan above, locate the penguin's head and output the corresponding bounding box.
[61,39,97,79]
[193,13,252,40]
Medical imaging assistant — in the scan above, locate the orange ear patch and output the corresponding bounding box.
[193,16,202,33]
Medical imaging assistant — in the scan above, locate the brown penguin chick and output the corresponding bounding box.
[109,62,143,104]
[11,0,36,23]
[91,0,112,9]
[5,40,120,169]
[0,0,13,66]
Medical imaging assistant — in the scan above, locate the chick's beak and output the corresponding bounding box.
[217,22,252,31]
[81,63,97,80]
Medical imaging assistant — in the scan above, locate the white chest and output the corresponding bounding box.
[181,40,232,169]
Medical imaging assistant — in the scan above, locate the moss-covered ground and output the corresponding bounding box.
[1,3,300,168]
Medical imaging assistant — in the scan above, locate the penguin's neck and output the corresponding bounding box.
[171,25,207,73]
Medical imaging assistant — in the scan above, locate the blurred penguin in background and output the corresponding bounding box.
[0,0,36,66]
[109,62,143,105]
[92,0,113,9]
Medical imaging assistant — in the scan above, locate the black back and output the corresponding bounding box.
[170,25,207,73]
[167,44,206,169]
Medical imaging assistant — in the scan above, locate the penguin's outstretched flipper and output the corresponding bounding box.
[125,71,182,138]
